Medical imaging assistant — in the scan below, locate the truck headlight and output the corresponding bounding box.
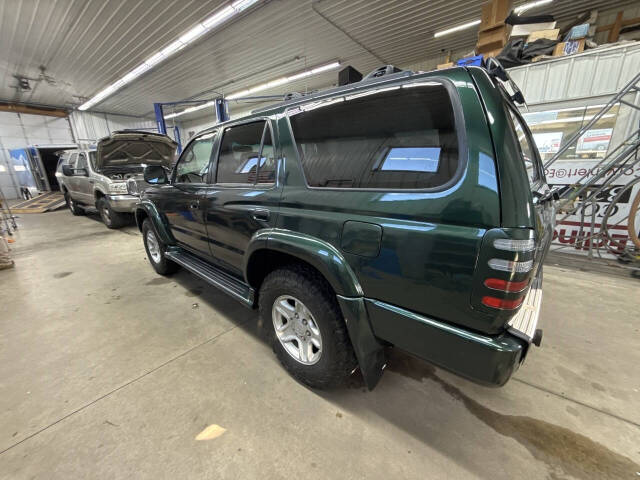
[126,178,139,196]
[108,182,128,194]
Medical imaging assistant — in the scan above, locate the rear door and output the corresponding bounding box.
[506,107,555,269]
[202,120,280,279]
[158,131,217,260]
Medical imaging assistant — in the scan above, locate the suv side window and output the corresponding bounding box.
[76,153,88,170]
[506,107,542,185]
[216,121,274,185]
[174,131,216,183]
[289,84,460,189]
[68,153,78,169]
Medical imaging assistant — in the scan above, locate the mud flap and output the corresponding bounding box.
[336,295,386,390]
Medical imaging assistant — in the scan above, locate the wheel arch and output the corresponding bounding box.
[244,230,363,298]
[135,200,175,245]
[245,229,386,390]
[94,188,106,206]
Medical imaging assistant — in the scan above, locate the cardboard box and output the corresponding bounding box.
[553,39,585,57]
[478,25,510,51]
[480,47,504,59]
[511,22,557,37]
[437,62,454,70]
[531,55,555,63]
[527,29,559,43]
[480,0,511,31]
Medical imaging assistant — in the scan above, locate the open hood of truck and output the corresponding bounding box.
[95,131,177,170]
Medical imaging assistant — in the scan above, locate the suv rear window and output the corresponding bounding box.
[506,107,541,185]
[289,84,460,189]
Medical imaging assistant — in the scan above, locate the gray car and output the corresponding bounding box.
[56,131,176,228]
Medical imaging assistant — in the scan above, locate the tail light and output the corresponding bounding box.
[473,230,537,315]
[493,238,535,252]
[481,296,524,310]
[483,278,529,292]
[487,258,533,273]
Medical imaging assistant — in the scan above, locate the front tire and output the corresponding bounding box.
[97,197,127,229]
[259,264,357,389]
[65,192,84,215]
[142,219,179,275]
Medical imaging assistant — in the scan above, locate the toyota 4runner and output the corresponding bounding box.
[135,65,555,390]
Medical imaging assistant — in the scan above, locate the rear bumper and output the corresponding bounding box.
[107,194,138,212]
[365,299,527,386]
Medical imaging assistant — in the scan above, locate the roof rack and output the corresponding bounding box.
[251,67,414,115]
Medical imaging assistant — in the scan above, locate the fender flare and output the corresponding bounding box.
[244,229,385,389]
[134,200,175,245]
[244,228,363,297]
[93,186,107,201]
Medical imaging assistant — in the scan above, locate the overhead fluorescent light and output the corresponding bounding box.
[433,1,552,39]
[164,61,341,119]
[434,19,481,38]
[515,0,553,14]
[78,0,260,111]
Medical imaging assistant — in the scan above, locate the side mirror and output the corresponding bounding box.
[144,165,168,185]
[62,164,73,176]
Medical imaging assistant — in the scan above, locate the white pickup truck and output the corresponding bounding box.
[56,131,176,228]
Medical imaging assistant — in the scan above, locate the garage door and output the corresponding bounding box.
[0,112,74,199]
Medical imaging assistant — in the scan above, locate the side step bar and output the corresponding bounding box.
[165,249,255,307]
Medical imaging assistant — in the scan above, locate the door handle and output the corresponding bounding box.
[251,209,270,221]
[88,179,94,184]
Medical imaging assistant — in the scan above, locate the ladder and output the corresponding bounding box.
[0,185,18,236]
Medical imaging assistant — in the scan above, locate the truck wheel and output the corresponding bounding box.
[65,193,84,215]
[259,264,357,389]
[97,197,127,229]
[142,219,179,275]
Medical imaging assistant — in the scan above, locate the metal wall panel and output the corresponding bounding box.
[68,111,155,144]
[509,43,640,105]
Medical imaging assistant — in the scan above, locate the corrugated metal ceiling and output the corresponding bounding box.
[0,0,637,118]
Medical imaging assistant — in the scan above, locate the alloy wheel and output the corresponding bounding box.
[272,295,322,365]
[146,229,162,263]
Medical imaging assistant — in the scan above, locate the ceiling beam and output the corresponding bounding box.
[0,102,68,117]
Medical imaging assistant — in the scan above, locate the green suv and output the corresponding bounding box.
[135,65,554,390]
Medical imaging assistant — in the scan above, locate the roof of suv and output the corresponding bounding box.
[247,66,473,119]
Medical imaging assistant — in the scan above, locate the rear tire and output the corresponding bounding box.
[97,197,127,229]
[259,264,357,389]
[142,219,179,275]
[65,192,84,215]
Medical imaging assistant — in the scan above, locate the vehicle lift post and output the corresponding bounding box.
[153,97,229,154]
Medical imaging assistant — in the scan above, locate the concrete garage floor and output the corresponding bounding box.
[1,210,639,480]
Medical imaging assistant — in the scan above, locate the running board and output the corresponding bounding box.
[165,250,255,307]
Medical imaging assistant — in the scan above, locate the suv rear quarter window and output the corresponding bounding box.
[506,107,543,186]
[288,83,460,190]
